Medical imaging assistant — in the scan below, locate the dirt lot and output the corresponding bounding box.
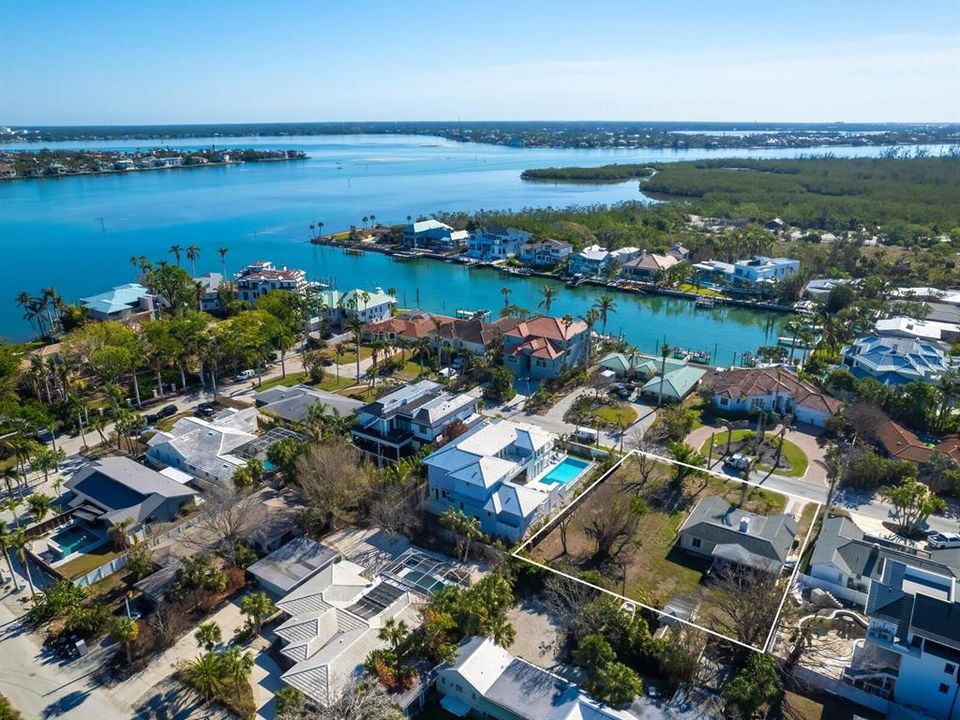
[528,454,796,643]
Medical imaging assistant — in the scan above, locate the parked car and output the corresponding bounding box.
[724,453,754,472]
[927,532,960,549]
[235,369,257,382]
[195,402,218,418]
[572,426,599,444]
[611,383,634,400]
[144,404,178,424]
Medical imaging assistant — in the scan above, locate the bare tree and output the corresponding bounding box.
[542,571,601,629]
[188,487,258,566]
[845,402,888,443]
[309,680,404,720]
[293,438,374,533]
[621,438,661,493]
[710,564,785,650]
[583,496,639,562]
[149,600,190,649]
[365,486,421,538]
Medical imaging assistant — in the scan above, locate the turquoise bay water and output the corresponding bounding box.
[1,134,945,350]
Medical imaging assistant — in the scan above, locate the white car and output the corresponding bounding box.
[927,532,960,549]
[724,453,753,471]
[235,369,257,382]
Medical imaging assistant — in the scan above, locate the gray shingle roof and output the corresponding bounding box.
[254,384,363,423]
[679,495,797,564]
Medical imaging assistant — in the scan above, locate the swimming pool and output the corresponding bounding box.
[50,524,102,556]
[539,457,590,486]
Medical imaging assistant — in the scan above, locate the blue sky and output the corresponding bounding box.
[1,0,958,125]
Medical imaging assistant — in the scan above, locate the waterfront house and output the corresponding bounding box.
[316,287,396,328]
[0,164,16,178]
[841,335,952,386]
[403,219,464,249]
[437,636,644,720]
[63,456,198,533]
[807,516,960,607]
[732,256,800,284]
[845,560,960,717]
[518,238,573,268]
[667,242,691,260]
[874,316,960,343]
[235,260,310,302]
[622,251,680,281]
[639,365,706,403]
[804,277,854,300]
[425,418,581,542]
[692,259,736,283]
[276,545,467,709]
[80,282,158,323]
[366,311,515,357]
[568,244,610,276]
[502,315,589,380]
[678,495,797,573]
[113,159,136,171]
[351,380,480,462]
[145,408,260,488]
[710,367,841,427]
[254,384,363,425]
[467,225,532,261]
[194,272,225,313]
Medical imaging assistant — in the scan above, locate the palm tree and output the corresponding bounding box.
[240,591,275,635]
[0,524,19,591]
[169,244,183,266]
[111,616,139,664]
[183,652,225,703]
[41,288,60,335]
[27,493,52,525]
[130,255,141,280]
[538,285,558,315]
[316,221,324,238]
[377,618,409,653]
[110,518,133,550]
[195,621,222,650]
[658,342,671,408]
[348,317,364,381]
[186,245,201,276]
[580,308,600,368]
[460,515,482,563]
[500,287,512,309]
[485,614,516,648]
[309,223,316,240]
[220,646,254,697]
[415,336,432,378]
[11,528,34,596]
[217,247,229,276]
[594,294,617,338]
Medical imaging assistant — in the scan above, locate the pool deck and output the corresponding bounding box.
[526,455,593,493]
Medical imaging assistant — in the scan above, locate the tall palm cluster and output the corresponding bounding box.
[16,287,65,338]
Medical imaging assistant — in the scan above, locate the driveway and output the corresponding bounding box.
[487,387,657,451]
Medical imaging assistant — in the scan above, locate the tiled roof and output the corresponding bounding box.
[505,315,588,342]
[712,367,841,415]
[874,420,936,463]
[80,283,151,314]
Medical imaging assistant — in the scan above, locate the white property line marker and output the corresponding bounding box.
[512,448,822,654]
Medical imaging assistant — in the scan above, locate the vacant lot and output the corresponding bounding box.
[528,453,795,644]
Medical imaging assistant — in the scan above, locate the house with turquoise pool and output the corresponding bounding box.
[424,418,591,542]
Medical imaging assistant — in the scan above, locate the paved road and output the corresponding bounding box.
[0,585,130,719]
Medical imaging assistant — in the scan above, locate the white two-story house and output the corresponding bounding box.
[425,419,585,542]
[351,380,480,463]
[467,226,532,261]
[845,560,960,719]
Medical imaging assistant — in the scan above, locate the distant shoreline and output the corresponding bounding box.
[3,120,958,151]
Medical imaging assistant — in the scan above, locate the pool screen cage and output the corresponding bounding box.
[233,427,305,462]
[381,548,471,595]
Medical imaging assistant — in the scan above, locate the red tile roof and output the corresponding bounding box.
[875,421,935,463]
[505,315,588,342]
[712,368,841,415]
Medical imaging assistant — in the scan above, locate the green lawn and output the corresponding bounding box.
[334,345,373,365]
[677,282,726,298]
[154,411,193,432]
[389,360,426,381]
[699,429,809,478]
[256,371,308,392]
[313,373,358,392]
[592,403,638,427]
[57,543,122,580]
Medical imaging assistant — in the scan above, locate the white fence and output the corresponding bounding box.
[72,514,203,588]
